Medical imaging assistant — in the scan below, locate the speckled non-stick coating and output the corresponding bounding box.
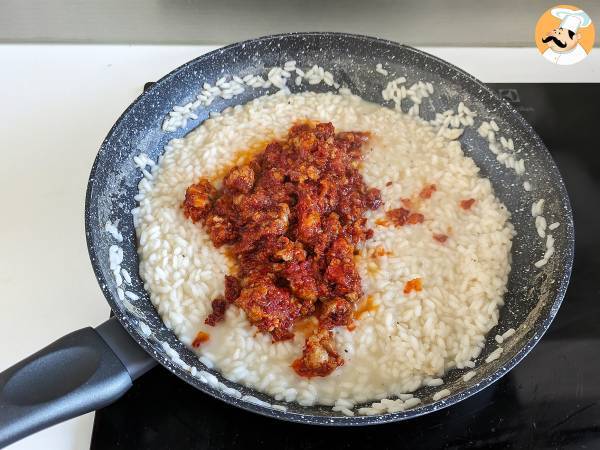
[85,32,574,425]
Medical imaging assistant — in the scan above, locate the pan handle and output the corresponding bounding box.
[0,316,156,448]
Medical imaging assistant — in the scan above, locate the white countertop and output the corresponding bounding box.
[0,44,597,449]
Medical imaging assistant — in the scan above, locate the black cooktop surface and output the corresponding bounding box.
[91,84,600,450]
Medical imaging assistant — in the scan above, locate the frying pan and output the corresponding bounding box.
[0,32,574,447]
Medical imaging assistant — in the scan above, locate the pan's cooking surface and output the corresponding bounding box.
[92,83,597,448]
[85,33,573,424]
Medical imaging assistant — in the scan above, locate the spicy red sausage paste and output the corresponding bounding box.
[182,122,382,377]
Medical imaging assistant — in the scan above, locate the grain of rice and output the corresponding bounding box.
[125,291,140,301]
[109,245,123,270]
[340,407,355,416]
[105,221,123,242]
[532,199,545,217]
[548,222,560,230]
[425,378,444,387]
[534,258,547,268]
[462,370,476,382]
[485,347,503,363]
[501,328,515,339]
[121,268,132,284]
[536,215,547,238]
[375,63,389,76]
[358,407,378,416]
[220,386,242,399]
[139,321,152,337]
[200,370,217,386]
[199,356,214,369]
[334,398,354,408]
[403,397,421,409]
[534,230,555,268]
[432,389,451,401]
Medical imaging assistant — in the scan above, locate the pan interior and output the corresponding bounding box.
[85,33,573,425]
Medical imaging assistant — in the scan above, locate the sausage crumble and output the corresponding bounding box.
[182,122,382,377]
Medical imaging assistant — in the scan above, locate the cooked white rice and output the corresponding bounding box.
[135,92,514,406]
[432,388,451,401]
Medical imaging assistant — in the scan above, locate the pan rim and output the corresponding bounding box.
[85,31,575,426]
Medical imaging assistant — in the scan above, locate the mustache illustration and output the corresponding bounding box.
[542,35,567,48]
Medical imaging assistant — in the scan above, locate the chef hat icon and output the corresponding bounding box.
[551,8,592,33]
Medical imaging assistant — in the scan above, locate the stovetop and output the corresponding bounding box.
[91,84,600,450]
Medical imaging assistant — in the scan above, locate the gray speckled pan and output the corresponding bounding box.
[0,33,574,445]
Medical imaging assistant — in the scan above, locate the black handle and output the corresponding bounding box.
[0,317,156,448]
